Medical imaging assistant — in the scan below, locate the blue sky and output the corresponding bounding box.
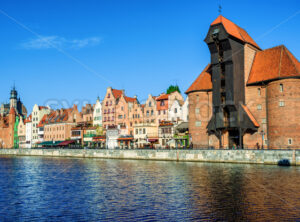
[0,0,299,113]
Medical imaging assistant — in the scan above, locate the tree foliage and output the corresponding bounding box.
[167,85,181,94]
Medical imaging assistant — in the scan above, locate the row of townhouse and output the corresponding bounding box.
[102,87,189,149]
[3,85,188,149]
[19,97,103,148]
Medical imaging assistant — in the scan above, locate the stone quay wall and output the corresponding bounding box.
[0,149,299,165]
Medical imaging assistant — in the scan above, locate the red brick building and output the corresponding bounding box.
[0,107,17,148]
[186,15,300,149]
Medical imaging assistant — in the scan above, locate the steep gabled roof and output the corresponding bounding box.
[247,45,300,85]
[112,89,123,99]
[211,15,260,49]
[185,64,212,94]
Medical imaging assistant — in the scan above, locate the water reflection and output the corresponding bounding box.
[0,157,299,221]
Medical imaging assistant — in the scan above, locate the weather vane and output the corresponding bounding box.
[218,5,222,15]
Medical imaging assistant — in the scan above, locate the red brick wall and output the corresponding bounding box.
[188,91,219,148]
[267,79,300,149]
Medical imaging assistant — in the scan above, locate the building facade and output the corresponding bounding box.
[25,115,32,148]
[93,97,102,126]
[31,105,51,146]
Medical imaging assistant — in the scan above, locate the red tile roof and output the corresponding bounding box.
[185,64,212,94]
[124,96,137,103]
[247,45,300,85]
[24,114,32,123]
[211,15,260,49]
[156,94,169,101]
[241,105,260,128]
[38,106,48,110]
[37,114,48,128]
[112,89,123,99]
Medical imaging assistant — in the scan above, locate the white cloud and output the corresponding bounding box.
[21,36,101,49]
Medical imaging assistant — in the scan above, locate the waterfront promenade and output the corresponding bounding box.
[0,148,299,166]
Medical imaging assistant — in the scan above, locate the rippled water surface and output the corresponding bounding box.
[0,156,300,221]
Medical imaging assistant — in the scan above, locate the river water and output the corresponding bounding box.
[0,156,299,221]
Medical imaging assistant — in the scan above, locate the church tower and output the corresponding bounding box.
[10,86,18,110]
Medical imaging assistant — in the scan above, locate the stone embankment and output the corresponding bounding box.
[0,149,299,165]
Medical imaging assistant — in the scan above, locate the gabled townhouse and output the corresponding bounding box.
[81,103,93,123]
[127,96,143,135]
[156,91,184,123]
[25,114,32,148]
[93,97,102,126]
[18,116,26,148]
[143,94,157,124]
[102,87,123,129]
[31,105,51,146]
[168,99,183,122]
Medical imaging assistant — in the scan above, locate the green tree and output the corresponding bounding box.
[167,85,181,94]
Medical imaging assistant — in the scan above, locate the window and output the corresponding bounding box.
[258,88,261,96]
[121,106,124,111]
[279,101,285,107]
[163,110,166,115]
[149,102,152,107]
[195,108,200,114]
[158,110,161,115]
[257,104,262,110]
[280,84,283,92]
[195,121,202,127]
[136,129,138,134]
[151,110,154,116]
[108,93,110,98]
[106,101,108,106]
[288,138,293,145]
[160,100,165,106]
[146,111,149,117]
[262,118,266,124]
[174,108,177,113]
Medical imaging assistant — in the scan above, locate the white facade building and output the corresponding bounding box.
[106,126,119,149]
[168,99,182,122]
[181,97,189,122]
[25,115,32,148]
[93,97,102,126]
[31,105,51,146]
